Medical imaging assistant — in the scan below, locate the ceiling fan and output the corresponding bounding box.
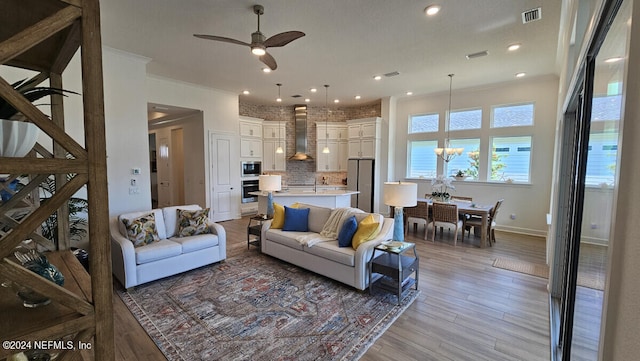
[194,4,305,71]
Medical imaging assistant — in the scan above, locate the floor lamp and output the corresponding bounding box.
[383,182,417,242]
[259,174,281,217]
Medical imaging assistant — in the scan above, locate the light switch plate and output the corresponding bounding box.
[132,168,141,175]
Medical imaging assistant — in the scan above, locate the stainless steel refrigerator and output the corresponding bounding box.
[347,159,374,212]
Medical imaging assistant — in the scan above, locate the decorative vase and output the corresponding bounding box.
[0,119,38,157]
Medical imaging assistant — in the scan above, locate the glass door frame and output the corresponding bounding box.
[550,0,625,359]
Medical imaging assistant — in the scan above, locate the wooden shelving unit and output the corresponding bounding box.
[0,1,114,360]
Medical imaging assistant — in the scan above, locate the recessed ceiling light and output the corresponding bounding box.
[242,90,250,95]
[262,68,271,73]
[334,99,339,103]
[507,43,521,51]
[604,57,623,63]
[310,88,317,93]
[305,98,311,102]
[424,5,441,16]
[406,91,413,96]
[373,75,382,81]
[354,95,361,100]
[276,97,282,102]
[515,72,526,78]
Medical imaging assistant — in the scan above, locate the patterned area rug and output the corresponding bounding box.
[493,257,604,290]
[118,252,419,360]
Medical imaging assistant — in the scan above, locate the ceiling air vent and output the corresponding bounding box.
[522,7,542,24]
[384,71,400,77]
[291,94,302,98]
[466,50,489,60]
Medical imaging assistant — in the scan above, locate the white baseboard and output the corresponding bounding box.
[495,225,547,238]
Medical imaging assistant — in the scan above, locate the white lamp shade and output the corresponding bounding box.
[259,175,282,192]
[383,182,417,207]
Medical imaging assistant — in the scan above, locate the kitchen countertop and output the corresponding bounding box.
[249,190,357,196]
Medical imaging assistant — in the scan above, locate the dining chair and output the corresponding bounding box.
[451,196,473,222]
[464,199,504,245]
[430,202,464,246]
[404,200,431,240]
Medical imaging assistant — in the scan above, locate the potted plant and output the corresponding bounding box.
[431,174,455,202]
[0,77,76,157]
[453,169,467,181]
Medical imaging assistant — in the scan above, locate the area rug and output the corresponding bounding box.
[492,257,604,290]
[118,252,419,361]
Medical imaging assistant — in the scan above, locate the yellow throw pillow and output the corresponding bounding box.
[352,214,381,250]
[271,202,285,229]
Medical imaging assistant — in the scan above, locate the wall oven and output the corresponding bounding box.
[241,179,260,203]
[241,161,261,177]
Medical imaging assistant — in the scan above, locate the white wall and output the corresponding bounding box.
[54,48,149,217]
[393,75,559,236]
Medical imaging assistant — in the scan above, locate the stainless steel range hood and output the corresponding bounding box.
[289,104,314,161]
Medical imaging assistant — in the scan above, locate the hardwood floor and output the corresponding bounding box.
[112,217,555,361]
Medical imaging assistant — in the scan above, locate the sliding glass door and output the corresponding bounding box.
[551,0,630,359]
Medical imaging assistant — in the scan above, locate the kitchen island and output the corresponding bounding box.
[250,190,359,214]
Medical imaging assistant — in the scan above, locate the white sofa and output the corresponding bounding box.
[110,204,226,289]
[260,203,393,290]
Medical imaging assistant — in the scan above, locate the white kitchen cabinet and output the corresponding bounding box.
[263,140,286,171]
[240,117,263,159]
[240,138,262,158]
[347,117,381,159]
[263,123,286,140]
[317,123,348,141]
[240,120,263,138]
[317,140,348,172]
[316,124,348,172]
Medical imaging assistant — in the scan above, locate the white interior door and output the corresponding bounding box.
[157,136,172,207]
[209,132,239,221]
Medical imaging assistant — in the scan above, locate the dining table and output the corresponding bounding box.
[415,198,495,248]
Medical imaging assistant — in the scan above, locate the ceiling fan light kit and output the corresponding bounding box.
[194,4,305,71]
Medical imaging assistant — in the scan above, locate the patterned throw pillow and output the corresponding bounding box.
[122,213,160,247]
[177,208,212,237]
[351,214,381,250]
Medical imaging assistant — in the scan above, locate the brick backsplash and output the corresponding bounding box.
[239,101,380,186]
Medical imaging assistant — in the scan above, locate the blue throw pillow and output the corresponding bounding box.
[337,216,358,247]
[282,206,310,232]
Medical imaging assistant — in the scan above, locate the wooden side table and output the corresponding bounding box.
[247,215,271,250]
[368,241,419,304]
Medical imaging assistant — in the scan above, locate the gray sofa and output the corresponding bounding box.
[110,204,226,289]
[260,203,393,290]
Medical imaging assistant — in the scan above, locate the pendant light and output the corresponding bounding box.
[275,83,284,154]
[434,74,463,162]
[322,84,330,154]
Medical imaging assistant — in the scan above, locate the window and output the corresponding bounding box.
[408,140,437,178]
[409,113,439,133]
[444,138,480,180]
[449,108,481,130]
[490,136,532,182]
[492,103,534,127]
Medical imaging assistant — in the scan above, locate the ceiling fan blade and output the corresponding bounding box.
[193,34,250,47]
[259,52,277,71]
[263,31,305,48]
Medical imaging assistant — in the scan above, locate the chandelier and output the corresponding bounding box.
[434,74,463,162]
